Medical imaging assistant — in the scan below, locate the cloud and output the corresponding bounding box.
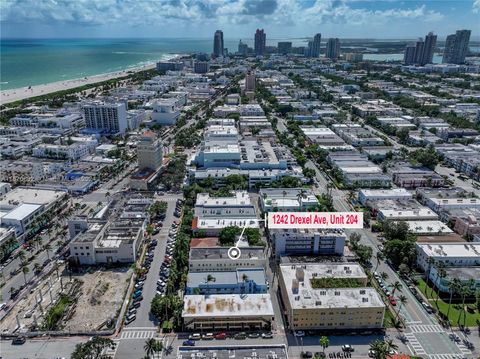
[0,0,446,29]
[474,0,480,13]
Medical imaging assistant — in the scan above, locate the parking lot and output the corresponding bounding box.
[123,195,182,328]
[177,345,288,359]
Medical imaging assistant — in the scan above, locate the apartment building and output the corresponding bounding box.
[192,191,259,236]
[278,264,385,330]
[83,101,128,134]
[259,188,319,212]
[270,228,345,257]
[416,243,480,271]
[137,131,163,171]
[182,294,274,331]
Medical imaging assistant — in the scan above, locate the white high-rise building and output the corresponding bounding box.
[83,101,127,134]
[137,131,163,171]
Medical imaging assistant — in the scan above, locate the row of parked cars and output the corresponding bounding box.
[182,331,274,345]
[125,238,159,325]
[373,272,396,306]
[157,221,179,296]
[174,198,183,218]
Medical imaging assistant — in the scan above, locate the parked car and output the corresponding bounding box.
[182,339,195,346]
[301,352,313,358]
[234,332,247,339]
[188,333,201,340]
[202,333,214,340]
[248,332,260,339]
[294,330,305,337]
[262,332,273,339]
[215,332,227,340]
[342,345,354,352]
[12,336,26,345]
[125,314,136,325]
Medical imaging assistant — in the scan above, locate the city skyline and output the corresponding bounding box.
[1,0,479,39]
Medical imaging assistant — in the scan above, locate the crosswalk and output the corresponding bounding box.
[429,354,465,359]
[120,328,157,340]
[455,342,472,356]
[409,324,444,333]
[405,332,427,355]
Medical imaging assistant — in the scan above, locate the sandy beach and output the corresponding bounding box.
[0,63,157,106]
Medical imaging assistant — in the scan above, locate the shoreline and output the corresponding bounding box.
[0,54,179,106]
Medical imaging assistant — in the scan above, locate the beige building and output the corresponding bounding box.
[278,263,385,330]
[137,131,163,171]
[182,294,274,331]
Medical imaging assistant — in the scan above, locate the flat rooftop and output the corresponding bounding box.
[360,188,412,197]
[417,243,480,258]
[0,187,66,207]
[183,294,274,317]
[187,268,267,288]
[280,264,384,309]
[280,263,367,280]
[196,191,253,207]
[404,220,453,234]
[189,246,265,260]
[2,203,42,221]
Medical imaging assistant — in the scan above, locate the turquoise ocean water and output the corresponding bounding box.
[0,38,247,91]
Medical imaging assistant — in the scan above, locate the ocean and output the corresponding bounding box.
[2,38,478,91]
[0,38,249,91]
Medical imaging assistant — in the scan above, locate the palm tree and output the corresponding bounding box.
[33,263,42,274]
[446,278,461,321]
[380,272,389,281]
[21,264,30,285]
[396,295,407,318]
[426,257,435,298]
[374,251,385,272]
[369,339,388,359]
[385,339,398,355]
[434,263,447,309]
[17,250,26,264]
[153,341,163,358]
[144,338,156,358]
[44,243,52,260]
[391,281,402,295]
[34,236,43,249]
[319,336,329,354]
[457,283,471,326]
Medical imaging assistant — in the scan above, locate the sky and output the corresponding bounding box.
[1,0,479,40]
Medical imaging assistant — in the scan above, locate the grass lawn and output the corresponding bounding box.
[417,278,480,327]
[383,306,397,328]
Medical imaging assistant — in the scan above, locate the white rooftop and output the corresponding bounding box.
[360,188,412,197]
[196,191,252,207]
[0,187,66,207]
[2,203,42,221]
[183,294,274,318]
[404,220,453,234]
[417,243,480,258]
[279,264,384,309]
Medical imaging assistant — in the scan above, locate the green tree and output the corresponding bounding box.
[446,278,461,321]
[21,264,30,285]
[319,336,329,354]
[391,281,402,295]
[218,226,241,246]
[44,243,52,260]
[71,337,114,359]
[144,338,157,358]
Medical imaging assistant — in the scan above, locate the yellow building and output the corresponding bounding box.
[278,263,385,330]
